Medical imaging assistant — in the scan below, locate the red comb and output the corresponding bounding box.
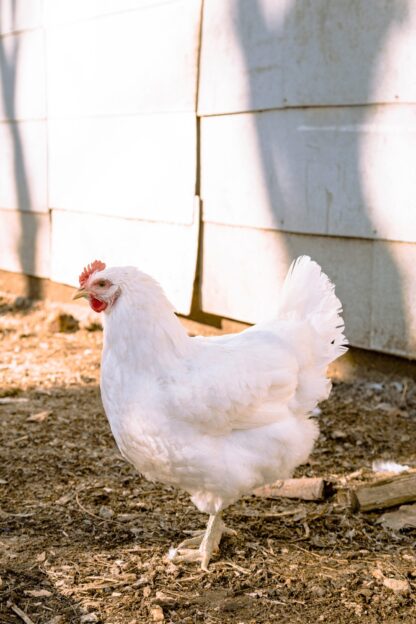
[79,260,106,287]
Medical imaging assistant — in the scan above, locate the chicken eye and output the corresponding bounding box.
[98,281,106,288]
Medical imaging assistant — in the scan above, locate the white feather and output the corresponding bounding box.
[97,258,347,515]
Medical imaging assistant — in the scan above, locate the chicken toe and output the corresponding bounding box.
[168,512,235,571]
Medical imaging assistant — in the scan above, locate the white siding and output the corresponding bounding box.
[0,0,416,357]
[201,223,373,349]
[46,0,201,117]
[0,29,46,121]
[199,0,416,115]
[48,114,196,222]
[0,121,47,213]
[0,208,50,278]
[51,205,199,315]
[201,106,416,243]
[0,0,43,35]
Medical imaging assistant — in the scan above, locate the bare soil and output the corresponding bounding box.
[0,294,415,624]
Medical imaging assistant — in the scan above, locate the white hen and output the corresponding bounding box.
[74,256,347,569]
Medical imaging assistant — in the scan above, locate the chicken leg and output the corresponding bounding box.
[168,512,235,571]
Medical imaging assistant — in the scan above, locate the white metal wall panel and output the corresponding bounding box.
[48,114,196,223]
[201,223,373,350]
[47,0,202,117]
[0,29,46,121]
[371,241,416,357]
[44,0,185,26]
[0,0,43,35]
[0,208,50,278]
[201,105,416,243]
[0,120,47,213]
[199,0,416,115]
[51,205,199,315]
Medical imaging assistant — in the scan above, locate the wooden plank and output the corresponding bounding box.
[355,473,416,511]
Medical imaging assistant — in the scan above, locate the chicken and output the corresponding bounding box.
[73,256,347,570]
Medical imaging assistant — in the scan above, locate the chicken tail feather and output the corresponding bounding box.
[278,255,348,366]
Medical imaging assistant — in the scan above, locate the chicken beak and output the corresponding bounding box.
[72,287,88,300]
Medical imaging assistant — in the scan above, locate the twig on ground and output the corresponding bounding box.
[8,602,36,624]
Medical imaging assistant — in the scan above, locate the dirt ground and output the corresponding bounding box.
[0,294,415,624]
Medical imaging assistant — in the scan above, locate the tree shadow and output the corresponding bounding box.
[232,0,410,354]
[0,0,42,299]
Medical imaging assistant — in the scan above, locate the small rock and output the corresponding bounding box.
[143,586,151,598]
[383,577,410,594]
[367,382,384,391]
[99,505,114,519]
[391,381,403,392]
[80,614,99,623]
[377,504,416,531]
[151,605,165,622]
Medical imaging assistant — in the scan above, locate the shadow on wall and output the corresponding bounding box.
[232,0,409,354]
[0,0,42,299]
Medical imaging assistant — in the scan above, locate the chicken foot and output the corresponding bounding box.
[168,512,235,571]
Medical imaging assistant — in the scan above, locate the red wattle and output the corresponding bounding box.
[89,296,108,313]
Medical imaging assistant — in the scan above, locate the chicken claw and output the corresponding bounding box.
[168,512,236,571]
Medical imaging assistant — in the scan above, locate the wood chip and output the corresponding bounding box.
[151,605,165,622]
[355,472,416,511]
[254,477,328,501]
[24,589,52,597]
[27,410,51,422]
[0,397,29,404]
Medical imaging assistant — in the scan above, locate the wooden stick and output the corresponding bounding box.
[9,603,36,624]
[254,477,328,501]
[355,472,416,511]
